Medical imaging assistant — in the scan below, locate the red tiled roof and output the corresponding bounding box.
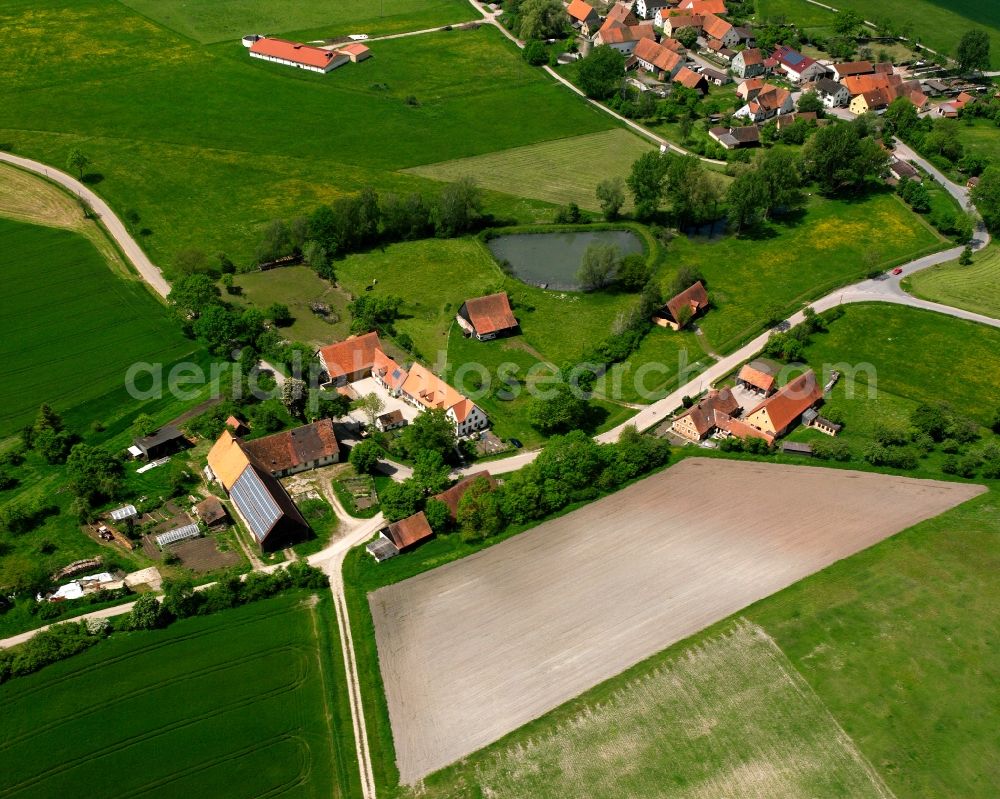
[567,0,596,21]
[242,419,339,474]
[667,14,703,30]
[319,332,382,380]
[740,48,763,66]
[337,42,370,58]
[372,349,408,391]
[386,511,433,550]
[680,0,727,14]
[718,416,775,443]
[843,73,900,96]
[462,292,518,336]
[431,471,498,519]
[674,66,707,90]
[859,88,891,109]
[677,389,740,436]
[665,281,709,324]
[738,363,775,393]
[250,38,343,70]
[835,60,873,77]
[747,370,822,433]
[635,38,683,73]
[701,13,732,41]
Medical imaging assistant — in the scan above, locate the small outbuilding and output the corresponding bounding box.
[456,292,519,341]
[653,281,709,330]
[132,426,186,460]
[430,471,498,520]
[782,441,813,456]
[375,410,407,433]
[195,496,229,528]
[367,511,434,561]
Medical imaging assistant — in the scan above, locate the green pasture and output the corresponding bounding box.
[756,0,1000,68]
[673,192,943,351]
[955,117,1000,164]
[904,244,1000,319]
[0,2,610,266]
[119,0,476,44]
[230,266,351,346]
[0,218,197,437]
[405,129,656,212]
[795,302,1000,427]
[0,593,358,798]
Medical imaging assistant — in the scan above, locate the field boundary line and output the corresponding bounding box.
[0,151,171,298]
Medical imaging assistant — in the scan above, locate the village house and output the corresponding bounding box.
[733,26,755,46]
[936,91,975,117]
[731,47,765,79]
[633,38,684,80]
[842,72,902,98]
[734,83,794,122]
[812,77,850,108]
[319,332,488,436]
[400,363,489,437]
[831,60,873,81]
[457,292,519,341]
[663,14,703,39]
[337,42,372,63]
[241,418,340,478]
[596,2,656,54]
[206,430,308,550]
[375,409,407,433]
[772,46,827,83]
[679,0,728,14]
[430,471,498,520]
[319,331,384,384]
[566,0,601,34]
[225,415,251,437]
[736,77,765,101]
[635,0,671,20]
[366,511,434,561]
[249,38,350,73]
[704,39,736,61]
[671,388,740,442]
[674,66,709,94]
[849,88,891,115]
[743,370,823,438]
[708,124,760,149]
[774,111,817,131]
[653,281,709,330]
[700,14,739,48]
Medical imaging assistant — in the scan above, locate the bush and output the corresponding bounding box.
[809,438,851,461]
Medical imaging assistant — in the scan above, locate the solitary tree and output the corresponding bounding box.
[627,151,670,220]
[595,176,626,220]
[67,149,90,180]
[577,45,625,99]
[971,165,1000,232]
[956,28,990,73]
[348,439,384,474]
[833,9,863,38]
[517,0,566,40]
[357,392,385,427]
[577,243,621,290]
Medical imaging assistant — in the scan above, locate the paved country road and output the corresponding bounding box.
[0,151,171,298]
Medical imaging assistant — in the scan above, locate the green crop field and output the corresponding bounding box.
[0,593,357,798]
[0,217,197,437]
[404,129,656,212]
[756,0,1000,68]
[120,0,475,44]
[904,244,1000,320]
[674,192,943,351]
[0,1,612,268]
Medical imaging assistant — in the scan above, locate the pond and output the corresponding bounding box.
[487,229,644,291]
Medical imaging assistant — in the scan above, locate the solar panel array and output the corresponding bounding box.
[110,504,138,521]
[230,467,282,543]
[155,523,200,547]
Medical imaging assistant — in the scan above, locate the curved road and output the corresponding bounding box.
[0,151,171,298]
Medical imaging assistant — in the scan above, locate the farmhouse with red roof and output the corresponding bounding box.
[249,37,371,74]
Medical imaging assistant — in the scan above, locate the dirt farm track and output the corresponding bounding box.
[370,458,984,783]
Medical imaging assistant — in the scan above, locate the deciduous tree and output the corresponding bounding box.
[595,176,626,220]
[956,28,990,73]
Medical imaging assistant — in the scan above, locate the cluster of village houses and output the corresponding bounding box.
[565,0,986,150]
[197,292,520,555]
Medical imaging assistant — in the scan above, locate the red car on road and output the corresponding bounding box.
[891,267,904,275]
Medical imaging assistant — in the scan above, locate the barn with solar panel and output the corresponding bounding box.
[206,430,308,550]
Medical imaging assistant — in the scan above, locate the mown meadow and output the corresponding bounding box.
[905,243,1000,319]
[0,0,612,268]
[0,593,358,798]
